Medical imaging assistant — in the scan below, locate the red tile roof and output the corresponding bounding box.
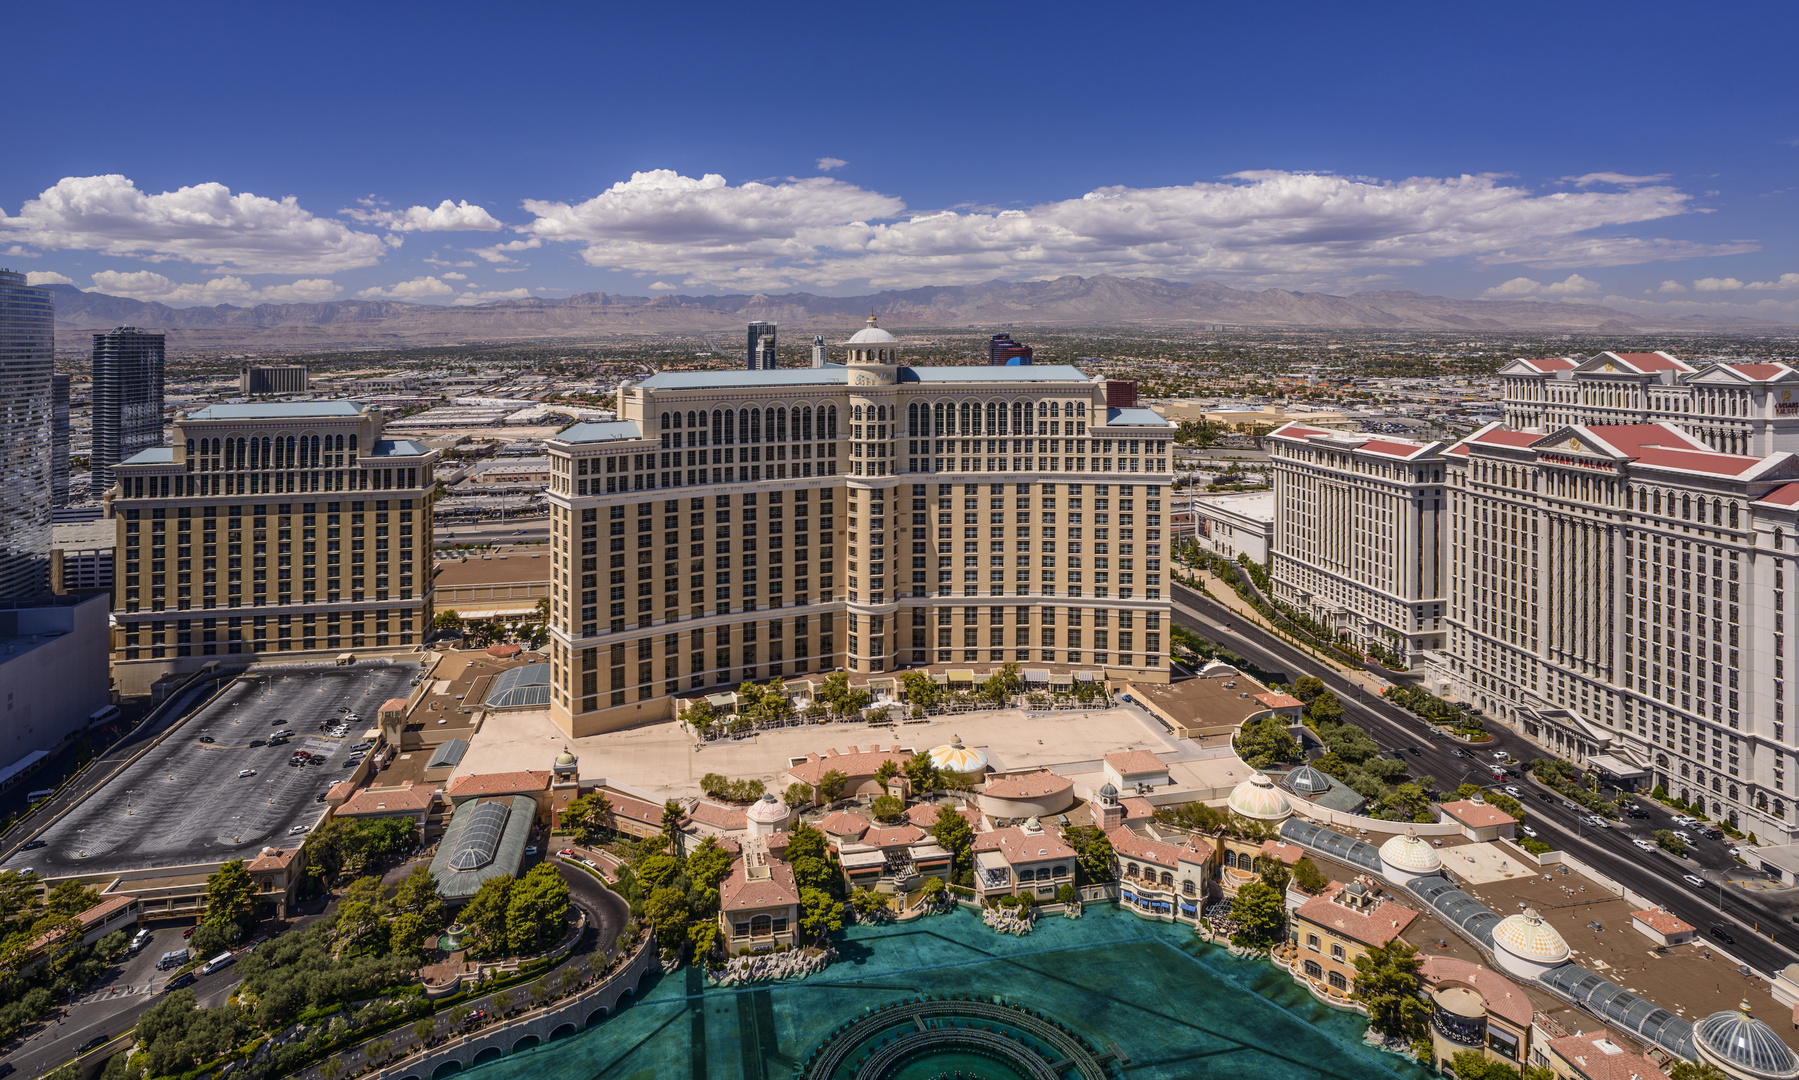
[1465,428,1542,448]
[1106,825,1203,870]
[1607,350,1689,373]
[602,790,667,827]
[1547,1031,1671,1080]
[1438,799,1517,828]
[380,697,410,713]
[685,801,748,830]
[1760,483,1799,508]
[981,770,1074,799]
[1728,363,1788,381]
[337,784,434,816]
[784,745,912,786]
[1104,751,1167,777]
[1294,882,1417,947]
[248,846,299,872]
[29,895,138,952]
[1259,839,1305,865]
[485,644,523,658]
[904,801,979,830]
[1417,957,1534,1028]
[862,825,925,849]
[973,824,1074,865]
[1255,692,1303,710]
[447,771,550,798]
[720,857,800,913]
[1631,908,1694,936]
[1517,357,1578,372]
[1359,439,1431,459]
[819,810,872,839]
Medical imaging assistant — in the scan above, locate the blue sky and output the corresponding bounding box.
[4,0,1798,319]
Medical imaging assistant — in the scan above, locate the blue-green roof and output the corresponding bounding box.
[426,739,469,770]
[1104,406,1174,428]
[429,794,535,901]
[898,365,1090,383]
[119,447,176,465]
[367,439,430,457]
[185,401,365,420]
[485,664,551,708]
[558,420,643,444]
[638,367,849,390]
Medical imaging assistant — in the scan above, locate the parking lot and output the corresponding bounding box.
[1,663,419,880]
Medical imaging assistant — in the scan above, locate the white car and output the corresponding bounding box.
[290,825,309,834]
[238,769,256,778]
[1728,847,1742,857]
[1683,874,1706,888]
[1504,786,1521,797]
[1673,830,1693,842]
[1633,838,1654,850]
[1520,826,1538,838]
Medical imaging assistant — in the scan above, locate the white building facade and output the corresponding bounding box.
[1267,423,1448,658]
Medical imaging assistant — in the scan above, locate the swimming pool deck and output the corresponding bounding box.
[463,904,1433,1080]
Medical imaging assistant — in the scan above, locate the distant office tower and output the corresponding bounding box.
[239,364,308,394]
[0,270,55,599]
[812,334,827,368]
[988,333,1033,365]
[51,374,70,507]
[747,321,777,370]
[91,327,165,495]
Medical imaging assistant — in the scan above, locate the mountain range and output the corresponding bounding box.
[42,275,1698,352]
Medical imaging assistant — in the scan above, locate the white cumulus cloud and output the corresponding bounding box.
[1561,172,1672,186]
[1655,280,1688,293]
[342,199,503,232]
[453,288,531,306]
[517,168,1743,290]
[1481,274,1602,297]
[471,237,541,264]
[1750,273,1799,290]
[25,271,73,286]
[648,281,678,291]
[816,157,848,171]
[1694,277,1746,291]
[88,270,340,304]
[441,271,467,280]
[357,276,455,300]
[1,175,387,273]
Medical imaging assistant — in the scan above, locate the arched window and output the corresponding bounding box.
[1730,502,1740,529]
[1159,870,1173,887]
[1682,495,1691,520]
[801,406,812,442]
[877,405,887,422]
[853,404,863,421]
[1777,528,1786,551]
[776,407,788,442]
[1328,971,1348,991]
[933,402,944,437]
[908,403,919,437]
[827,405,838,440]
[749,408,762,443]
[659,412,670,429]
[958,402,970,433]
[723,410,735,444]
[1304,960,1322,979]
[1713,498,1723,526]
[1050,401,1061,418]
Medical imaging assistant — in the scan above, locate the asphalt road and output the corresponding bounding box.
[3,927,245,1079]
[1172,580,1799,977]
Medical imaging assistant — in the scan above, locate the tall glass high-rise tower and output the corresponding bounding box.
[0,270,55,599]
[91,326,164,496]
[747,321,776,370]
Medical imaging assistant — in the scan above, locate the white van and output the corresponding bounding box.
[200,951,234,975]
[129,929,152,954]
[88,705,122,727]
[24,789,53,805]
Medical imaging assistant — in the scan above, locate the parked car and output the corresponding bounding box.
[182,926,195,938]
[238,769,257,778]
[557,849,575,858]
[20,839,45,851]
[198,735,214,744]
[270,717,288,726]
[1683,874,1706,888]
[290,825,310,834]
[1711,925,1736,944]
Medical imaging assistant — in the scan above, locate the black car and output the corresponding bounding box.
[0,1059,17,1076]
[77,1035,109,1054]
[21,839,45,851]
[1711,925,1736,945]
[249,740,265,747]
[198,735,214,744]
[270,717,288,726]
[164,972,197,992]
[1537,793,1553,802]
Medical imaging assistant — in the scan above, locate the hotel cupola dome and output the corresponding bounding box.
[1227,773,1293,822]
[1694,1002,1799,1080]
[1378,827,1443,881]
[844,315,901,370]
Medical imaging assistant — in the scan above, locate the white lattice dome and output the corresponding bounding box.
[929,735,989,775]
[1227,773,1292,821]
[1695,1003,1799,1080]
[1492,909,1570,966]
[1379,828,1442,877]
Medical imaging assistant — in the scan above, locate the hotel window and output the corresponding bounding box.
[1306,933,1319,952]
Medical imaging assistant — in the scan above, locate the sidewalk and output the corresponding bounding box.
[1177,568,1390,697]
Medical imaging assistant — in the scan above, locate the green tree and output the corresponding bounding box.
[432,610,462,631]
[1230,880,1285,948]
[642,887,691,951]
[918,876,947,906]
[506,863,570,954]
[1290,857,1329,896]
[1654,829,1688,857]
[849,887,890,922]
[686,837,733,893]
[817,769,848,803]
[900,670,939,709]
[1376,782,1434,823]
[687,920,720,961]
[930,804,974,874]
[1290,675,1327,706]
[461,874,514,954]
[1235,715,1304,769]
[903,752,939,794]
[1669,1062,1730,1080]
[1062,825,1117,884]
[391,865,445,928]
[561,791,613,845]
[686,698,718,738]
[874,759,901,784]
[1306,691,1345,725]
[334,876,388,955]
[202,858,256,933]
[871,794,905,823]
[391,911,431,953]
[660,800,686,850]
[800,887,844,940]
[1352,939,1427,1039]
[783,781,815,809]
